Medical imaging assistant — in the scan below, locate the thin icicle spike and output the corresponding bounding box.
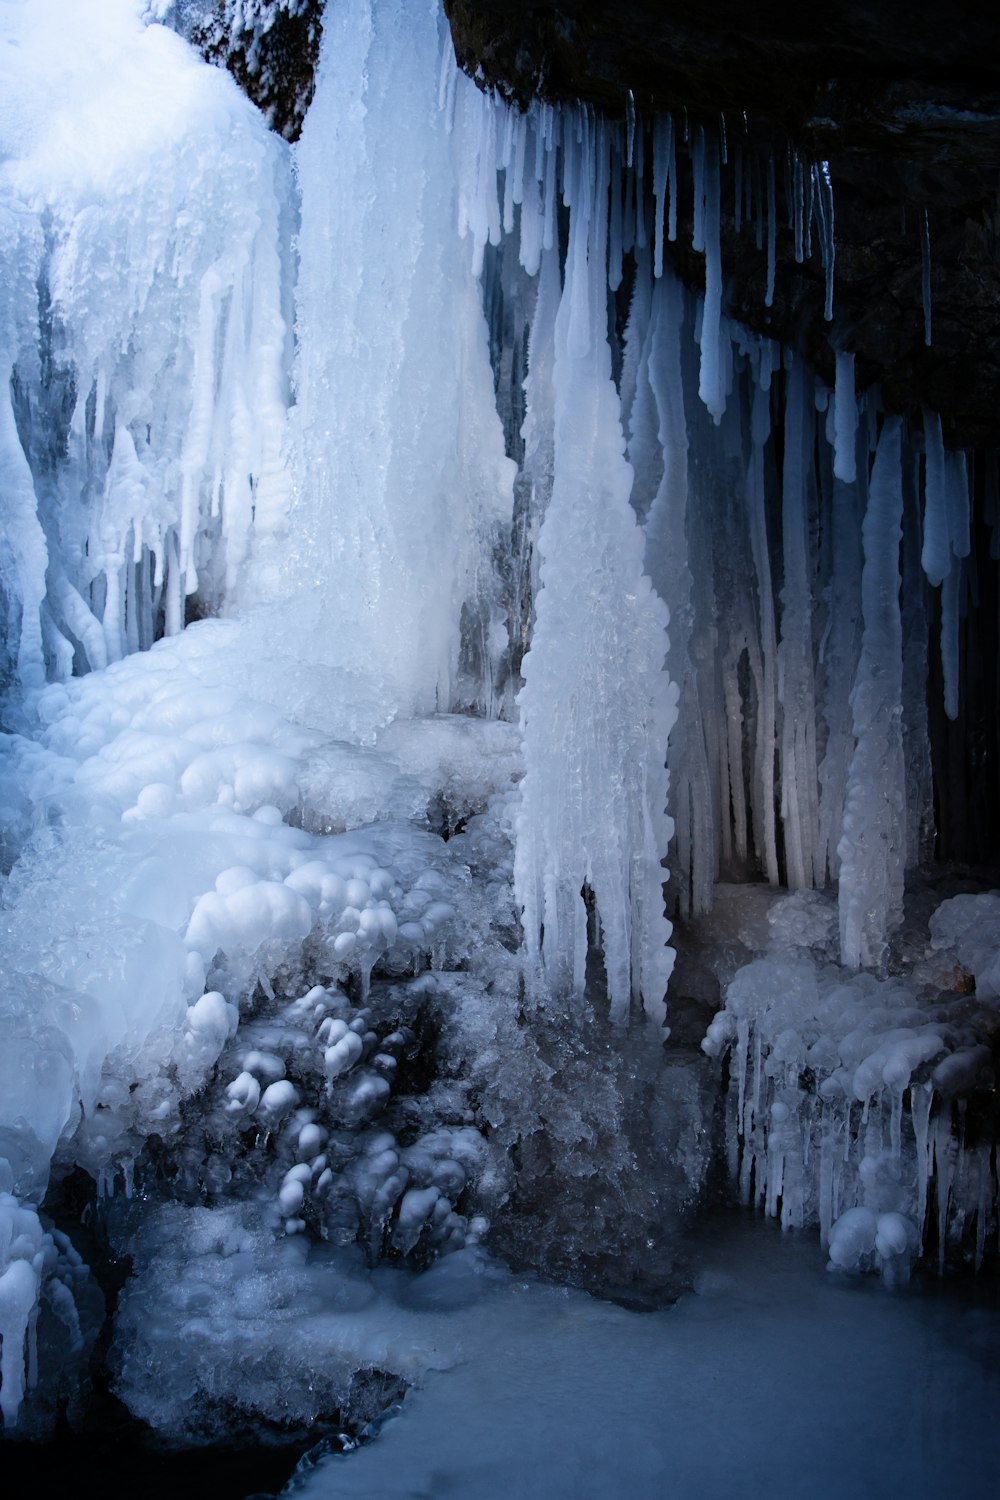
[765,153,776,307]
[652,117,668,278]
[816,160,836,320]
[921,208,932,347]
[692,126,706,253]
[697,133,726,422]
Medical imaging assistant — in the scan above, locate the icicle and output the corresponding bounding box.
[900,450,936,868]
[833,351,857,485]
[438,34,460,133]
[519,168,544,278]
[945,448,971,560]
[666,114,677,243]
[625,87,635,169]
[542,125,557,253]
[921,411,950,586]
[933,1110,955,1274]
[50,572,108,671]
[941,559,961,722]
[765,153,776,307]
[652,117,668,278]
[910,1081,933,1236]
[633,124,647,250]
[691,126,706,253]
[921,208,932,346]
[697,133,725,422]
[645,275,716,918]
[608,144,624,291]
[815,161,835,320]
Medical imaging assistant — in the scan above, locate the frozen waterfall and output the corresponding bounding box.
[0,0,997,1448]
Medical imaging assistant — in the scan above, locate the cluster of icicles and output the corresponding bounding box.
[0,59,290,696]
[1,15,988,1008]
[444,57,988,990]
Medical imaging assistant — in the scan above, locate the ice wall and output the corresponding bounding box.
[288,0,515,723]
[0,0,293,696]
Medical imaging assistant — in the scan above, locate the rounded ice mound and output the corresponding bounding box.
[828,1205,919,1286]
[929,892,1000,999]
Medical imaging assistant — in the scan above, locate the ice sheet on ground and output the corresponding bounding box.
[286,1214,1000,1500]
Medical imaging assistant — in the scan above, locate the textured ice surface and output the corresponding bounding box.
[0,0,292,685]
[0,618,521,1423]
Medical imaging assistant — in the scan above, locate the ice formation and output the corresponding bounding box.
[0,0,998,1442]
[702,887,998,1281]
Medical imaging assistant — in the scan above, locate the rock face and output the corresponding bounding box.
[161,0,323,141]
[445,0,1000,449]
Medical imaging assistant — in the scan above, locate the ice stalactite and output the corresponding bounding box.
[643,276,716,918]
[456,69,988,962]
[510,117,676,1025]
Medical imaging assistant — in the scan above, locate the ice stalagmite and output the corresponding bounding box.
[838,418,906,969]
[515,123,677,1025]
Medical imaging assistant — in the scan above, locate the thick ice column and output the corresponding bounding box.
[291,1,514,721]
[777,355,820,889]
[838,417,906,969]
[816,466,864,885]
[515,125,676,1026]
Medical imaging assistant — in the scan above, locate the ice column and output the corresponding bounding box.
[838,418,907,969]
[515,123,677,1025]
[777,356,820,889]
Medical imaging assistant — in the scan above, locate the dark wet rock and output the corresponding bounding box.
[159,0,323,141]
